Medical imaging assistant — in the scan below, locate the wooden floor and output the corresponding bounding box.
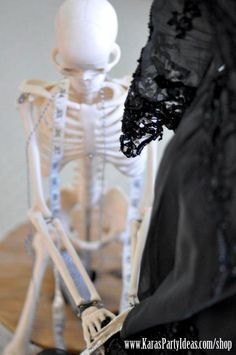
[0,223,122,352]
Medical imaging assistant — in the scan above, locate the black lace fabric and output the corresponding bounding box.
[121,69,196,157]
[167,0,202,39]
[119,0,236,346]
[120,0,212,158]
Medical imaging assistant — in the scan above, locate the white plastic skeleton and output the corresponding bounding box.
[80,141,158,355]
[3,1,154,354]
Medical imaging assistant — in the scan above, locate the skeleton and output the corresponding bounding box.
[3,1,151,354]
[80,141,158,355]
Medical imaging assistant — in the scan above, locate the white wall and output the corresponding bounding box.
[0,0,152,237]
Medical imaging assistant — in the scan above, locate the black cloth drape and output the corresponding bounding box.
[120,0,236,349]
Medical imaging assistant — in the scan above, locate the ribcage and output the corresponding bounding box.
[33,85,145,179]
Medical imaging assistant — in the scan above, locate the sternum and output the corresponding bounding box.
[73,104,105,266]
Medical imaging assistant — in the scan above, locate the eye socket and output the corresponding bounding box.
[62,67,80,75]
[62,67,106,75]
[95,68,106,73]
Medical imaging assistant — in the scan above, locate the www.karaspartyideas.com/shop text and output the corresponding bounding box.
[124,338,233,352]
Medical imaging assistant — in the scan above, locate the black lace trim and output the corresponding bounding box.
[120,0,199,158]
[120,74,196,158]
[199,65,236,296]
[167,0,202,39]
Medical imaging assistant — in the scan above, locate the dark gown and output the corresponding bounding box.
[38,1,236,354]
[117,0,236,354]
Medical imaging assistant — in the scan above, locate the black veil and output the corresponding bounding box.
[120,0,236,339]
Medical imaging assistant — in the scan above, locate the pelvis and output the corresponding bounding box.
[60,186,128,248]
